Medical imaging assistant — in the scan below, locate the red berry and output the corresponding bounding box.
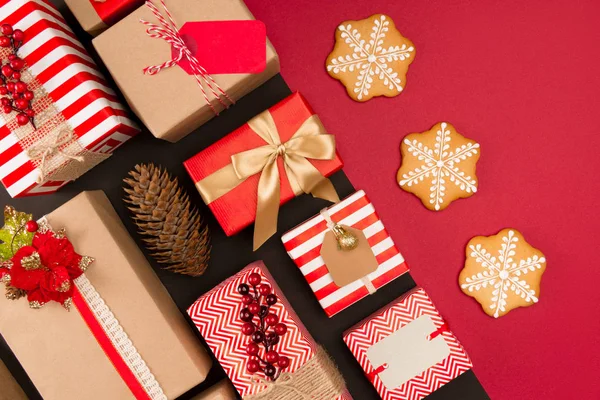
[16,113,29,126]
[10,58,24,71]
[266,332,279,345]
[264,364,276,377]
[258,284,271,296]
[2,105,12,114]
[11,71,20,80]
[259,305,269,317]
[25,220,38,232]
[237,283,250,295]
[241,322,255,336]
[248,272,261,286]
[1,24,13,36]
[278,356,290,369]
[265,294,277,305]
[15,82,26,93]
[0,37,10,47]
[240,308,253,322]
[265,350,279,364]
[274,323,287,336]
[7,54,15,61]
[0,87,7,95]
[6,82,15,93]
[241,294,253,305]
[265,313,279,327]
[1,98,9,106]
[251,330,265,343]
[12,29,24,42]
[246,342,260,356]
[15,98,28,110]
[25,109,35,118]
[1,65,13,77]
[248,302,260,315]
[23,90,34,101]
[247,360,260,373]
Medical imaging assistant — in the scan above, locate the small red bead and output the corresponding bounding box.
[16,113,29,126]
[15,82,26,93]
[274,323,287,336]
[265,350,279,364]
[251,330,265,343]
[241,322,255,336]
[6,82,15,93]
[12,29,24,42]
[258,284,271,296]
[264,364,276,377]
[247,360,260,373]
[1,98,9,106]
[7,54,15,61]
[278,356,290,369]
[265,313,279,327]
[25,221,38,232]
[10,58,24,71]
[265,294,277,305]
[2,105,12,114]
[246,342,259,356]
[25,109,35,118]
[0,87,7,95]
[15,98,28,110]
[23,90,34,101]
[248,302,260,315]
[266,332,279,345]
[0,37,10,47]
[241,294,253,305]
[248,272,261,286]
[1,65,13,77]
[1,24,13,36]
[11,71,21,80]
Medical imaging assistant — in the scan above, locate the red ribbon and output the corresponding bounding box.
[90,0,142,26]
[72,286,151,400]
[139,0,234,115]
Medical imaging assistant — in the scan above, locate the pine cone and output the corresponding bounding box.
[5,285,26,300]
[123,164,210,277]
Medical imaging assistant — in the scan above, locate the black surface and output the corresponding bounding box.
[0,3,490,400]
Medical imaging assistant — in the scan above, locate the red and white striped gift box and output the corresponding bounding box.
[282,190,410,317]
[344,288,473,400]
[0,0,139,198]
[188,261,351,399]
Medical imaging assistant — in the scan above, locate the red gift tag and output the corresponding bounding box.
[174,20,267,75]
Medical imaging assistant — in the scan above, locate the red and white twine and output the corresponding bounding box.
[140,0,234,114]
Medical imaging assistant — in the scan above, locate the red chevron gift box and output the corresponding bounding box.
[65,0,144,36]
[188,261,351,399]
[184,92,344,250]
[282,190,410,317]
[0,191,211,400]
[343,288,473,400]
[0,0,139,198]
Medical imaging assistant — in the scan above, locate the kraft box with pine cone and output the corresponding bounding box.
[0,191,211,400]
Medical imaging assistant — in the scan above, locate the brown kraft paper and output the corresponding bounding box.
[0,359,27,400]
[93,0,280,142]
[0,191,211,400]
[64,0,107,36]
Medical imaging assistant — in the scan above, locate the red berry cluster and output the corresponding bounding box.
[238,272,290,381]
[0,23,35,127]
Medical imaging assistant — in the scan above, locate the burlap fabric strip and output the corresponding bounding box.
[245,347,346,400]
[0,47,110,185]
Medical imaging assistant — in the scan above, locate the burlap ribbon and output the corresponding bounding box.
[245,347,346,400]
[195,110,340,250]
[0,46,109,186]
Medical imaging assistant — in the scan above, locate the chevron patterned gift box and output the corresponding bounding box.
[343,288,473,400]
[188,261,351,399]
[0,0,139,198]
[282,190,410,317]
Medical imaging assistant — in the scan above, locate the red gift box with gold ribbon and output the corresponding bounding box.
[184,92,344,249]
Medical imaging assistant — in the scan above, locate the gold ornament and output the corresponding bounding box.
[332,224,359,251]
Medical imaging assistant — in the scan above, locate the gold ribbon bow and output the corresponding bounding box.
[196,111,340,250]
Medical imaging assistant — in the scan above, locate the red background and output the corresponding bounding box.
[244,0,600,399]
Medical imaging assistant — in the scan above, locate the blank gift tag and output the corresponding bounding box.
[320,226,379,287]
[366,315,451,390]
[175,20,267,75]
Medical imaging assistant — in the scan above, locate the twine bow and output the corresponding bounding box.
[27,129,85,184]
[196,111,340,250]
[249,374,312,399]
[139,0,234,115]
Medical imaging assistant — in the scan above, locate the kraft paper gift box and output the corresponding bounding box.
[188,261,351,399]
[191,379,237,400]
[184,92,344,250]
[343,288,473,400]
[93,0,280,142]
[282,190,410,317]
[65,0,144,36]
[0,358,27,400]
[0,191,211,400]
[0,0,140,198]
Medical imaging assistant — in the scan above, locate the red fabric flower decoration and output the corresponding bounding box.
[8,230,91,309]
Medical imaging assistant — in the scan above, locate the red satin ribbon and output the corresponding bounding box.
[72,286,151,400]
[89,0,141,26]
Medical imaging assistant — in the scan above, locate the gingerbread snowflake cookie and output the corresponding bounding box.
[397,122,480,211]
[326,14,415,101]
[459,229,547,318]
